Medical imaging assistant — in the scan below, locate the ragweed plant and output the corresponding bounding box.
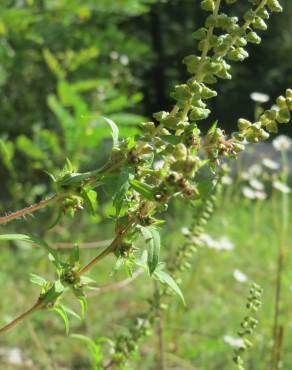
[0,0,291,368]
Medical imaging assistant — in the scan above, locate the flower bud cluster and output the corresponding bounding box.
[233,283,263,370]
[236,89,292,143]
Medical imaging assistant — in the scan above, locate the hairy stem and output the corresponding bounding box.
[0,194,65,225]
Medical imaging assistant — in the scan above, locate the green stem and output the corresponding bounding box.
[271,149,289,370]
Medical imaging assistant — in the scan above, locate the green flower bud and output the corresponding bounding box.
[174,143,188,160]
[142,121,156,133]
[276,95,287,109]
[266,120,278,133]
[244,10,256,22]
[153,111,168,122]
[265,109,278,121]
[286,88,292,99]
[205,14,217,27]
[259,128,270,140]
[201,85,217,99]
[246,31,261,44]
[253,17,267,31]
[161,116,180,129]
[238,118,252,131]
[236,37,248,47]
[190,107,211,121]
[201,0,215,12]
[171,84,192,101]
[187,78,203,95]
[183,55,200,74]
[191,99,206,108]
[286,97,292,111]
[203,73,218,84]
[257,7,270,19]
[267,0,283,13]
[228,48,249,62]
[192,27,207,40]
[276,108,290,124]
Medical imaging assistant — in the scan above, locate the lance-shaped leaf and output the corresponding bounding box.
[102,117,119,149]
[129,179,155,201]
[0,234,60,267]
[139,226,161,274]
[154,269,185,305]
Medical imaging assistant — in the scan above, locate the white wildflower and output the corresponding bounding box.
[250,92,270,103]
[249,164,262,177]
[255,191,267,200]
[273,180,291,194]
[222,175,233,185]
[110,51,119,60]
[249,178,264,191]
[233,269,248,283]
[273,135,292,151]
[242,186,256,199]
[120,54,129,65]
[181,227,190,235]
[224,335,244,348]
[262,158,280,170]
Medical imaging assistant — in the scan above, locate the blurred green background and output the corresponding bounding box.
[0,1,292,369]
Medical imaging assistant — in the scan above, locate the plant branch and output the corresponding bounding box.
[0,300,43,335]
[0,194,65,226]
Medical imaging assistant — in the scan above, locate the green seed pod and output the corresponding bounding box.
[238,118,252,131]
[201,0,215,12]
[267,0,283,13]
[246,31,261,44]
[190,107,211,121]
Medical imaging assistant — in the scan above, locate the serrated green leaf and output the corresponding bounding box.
[154,270,185,305]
